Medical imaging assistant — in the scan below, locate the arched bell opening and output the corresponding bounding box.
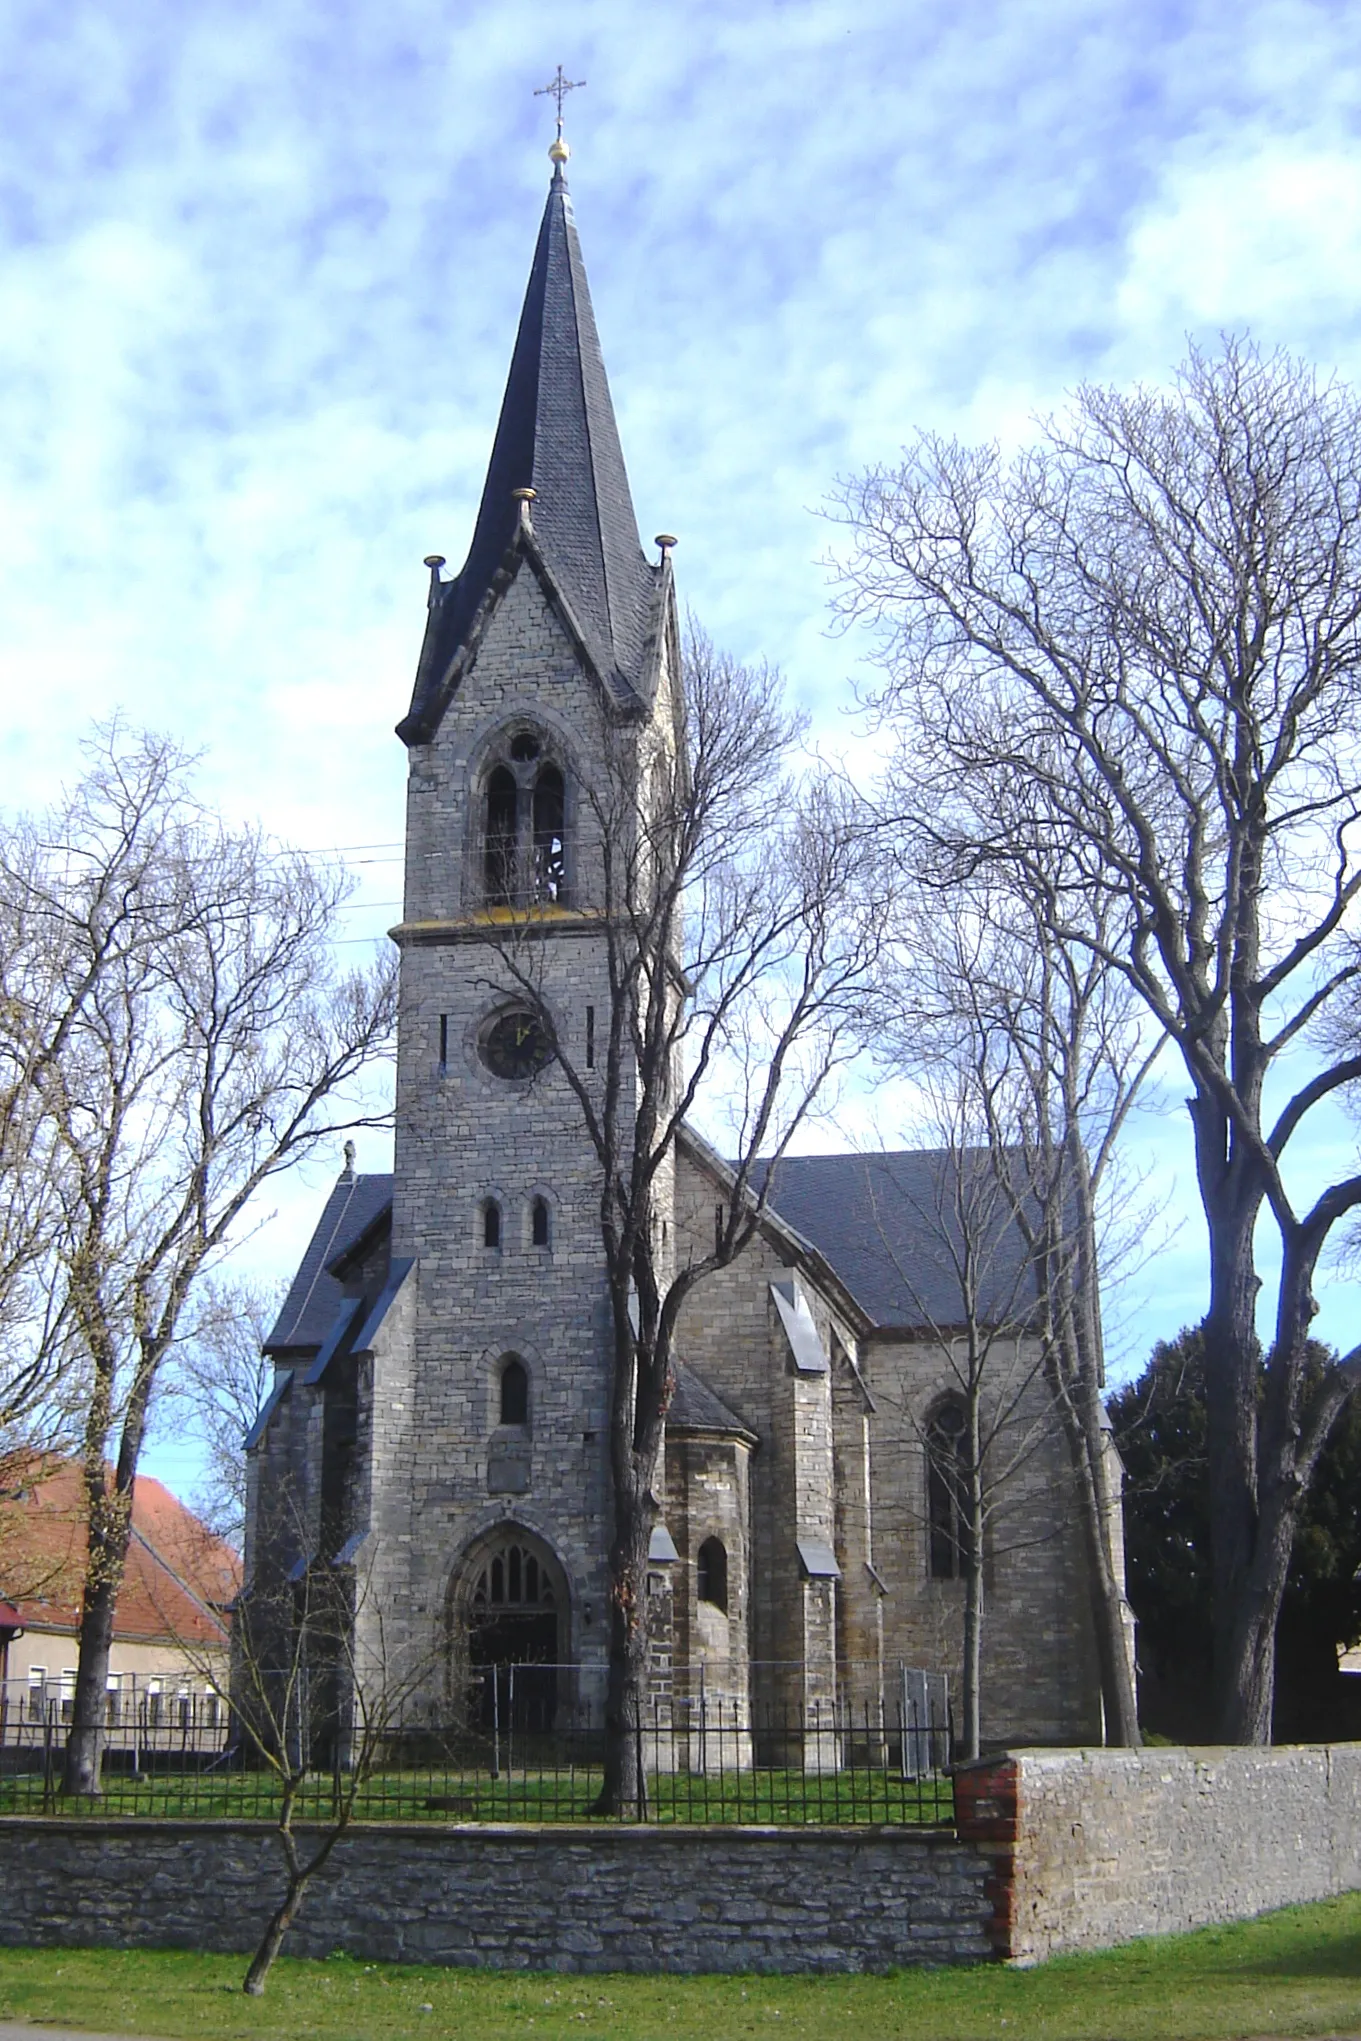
[449,1524,568,1732]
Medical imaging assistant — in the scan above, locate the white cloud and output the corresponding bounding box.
[1114,147,1361,366]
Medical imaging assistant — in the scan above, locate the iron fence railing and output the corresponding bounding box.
[0,1667,954,1827]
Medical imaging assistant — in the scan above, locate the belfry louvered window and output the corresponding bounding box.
[484,767,518,904]
[480,733,569,908]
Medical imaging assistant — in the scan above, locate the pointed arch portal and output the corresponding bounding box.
[452,1524,567,1730]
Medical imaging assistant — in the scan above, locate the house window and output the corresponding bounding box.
[27,1667,46,1721]
[499,1356,529,1428]
[482,1198,502,1250]
[926,1399,970,1580]
[697,1536,729,1614]
[531,1197,550,1248]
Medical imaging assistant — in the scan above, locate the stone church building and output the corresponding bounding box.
[245,140,1120,1752]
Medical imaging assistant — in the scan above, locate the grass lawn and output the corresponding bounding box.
[1,1895,1360,2041]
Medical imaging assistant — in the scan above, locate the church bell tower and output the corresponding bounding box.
[384,121,680,1707]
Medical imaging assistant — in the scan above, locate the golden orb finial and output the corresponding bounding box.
[535,67,585,175]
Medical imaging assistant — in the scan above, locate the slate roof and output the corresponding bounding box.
[668,1363,757,1443]
[1,1459,239,1646]
[400,165,659,742]
[265,1172,394,1355]
[266,1142,1041,1363]
[758,1150,1040,1333]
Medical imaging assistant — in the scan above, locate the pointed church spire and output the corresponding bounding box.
[400,130,659,743]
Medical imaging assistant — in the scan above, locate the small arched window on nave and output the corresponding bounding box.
[482,1198,502,1251]
[499,1356,529,1428]
[926,1398,970,1580]
[531,1196,550,1248]
[697,1536,729,1614]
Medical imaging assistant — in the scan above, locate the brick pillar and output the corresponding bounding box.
[953,1755,1020,1959]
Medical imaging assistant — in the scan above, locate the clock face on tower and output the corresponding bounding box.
[479,1008,554,1081]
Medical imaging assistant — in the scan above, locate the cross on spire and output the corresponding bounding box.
[535,64,585,145]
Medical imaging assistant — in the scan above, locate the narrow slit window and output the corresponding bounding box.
[482,1199,502,1250]
[438,1014,448,1074]
[927,1400,970,1580]
[499,1357,529,1427]
[585,1004,595,1068]
[531,1197,550,1248]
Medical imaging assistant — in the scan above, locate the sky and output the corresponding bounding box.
[0,0,1358,1499]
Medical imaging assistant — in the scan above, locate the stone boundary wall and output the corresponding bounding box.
[954,1742,1361,1962]
[6,1745,1360,1975]
[0,1819,992,1974]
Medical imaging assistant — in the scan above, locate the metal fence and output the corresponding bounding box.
[1,1675,229,1759]
[0,1666,954,1826]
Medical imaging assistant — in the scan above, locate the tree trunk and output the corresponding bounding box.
[1062,1365,1141,1746]
[64,1342,155,1796]
[62,1567,118,1795]
[243,1875,306,1996]
[960,1419,984,1762]
[243,1798,350,1995]
[1215,1436,1302,1743]
[1083,1524,1140,1747]
[62,1465,135,1796]
[591,1482,653,1817]
[1195,1121,1271,1741]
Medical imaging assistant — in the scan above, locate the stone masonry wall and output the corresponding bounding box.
[954,1742,1361,1961]
[0,1819,992,1974]
[387,561,659,1704]
[865,1332,1104,1747]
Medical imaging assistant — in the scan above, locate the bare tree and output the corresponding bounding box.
[0,743,174,1464]
[171,1512,429,1997]
[900,882,1156,1746]
[831,337,1361,1741]
[164,1276,282,1549]
[481,624,891,1810]
[0,729,398,1796]
[856,1070,1068,1759]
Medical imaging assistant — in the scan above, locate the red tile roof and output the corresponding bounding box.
[0,1459,239,1649]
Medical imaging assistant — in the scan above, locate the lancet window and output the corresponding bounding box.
[926,1398,971,1580]
[498,1356,529,1428]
